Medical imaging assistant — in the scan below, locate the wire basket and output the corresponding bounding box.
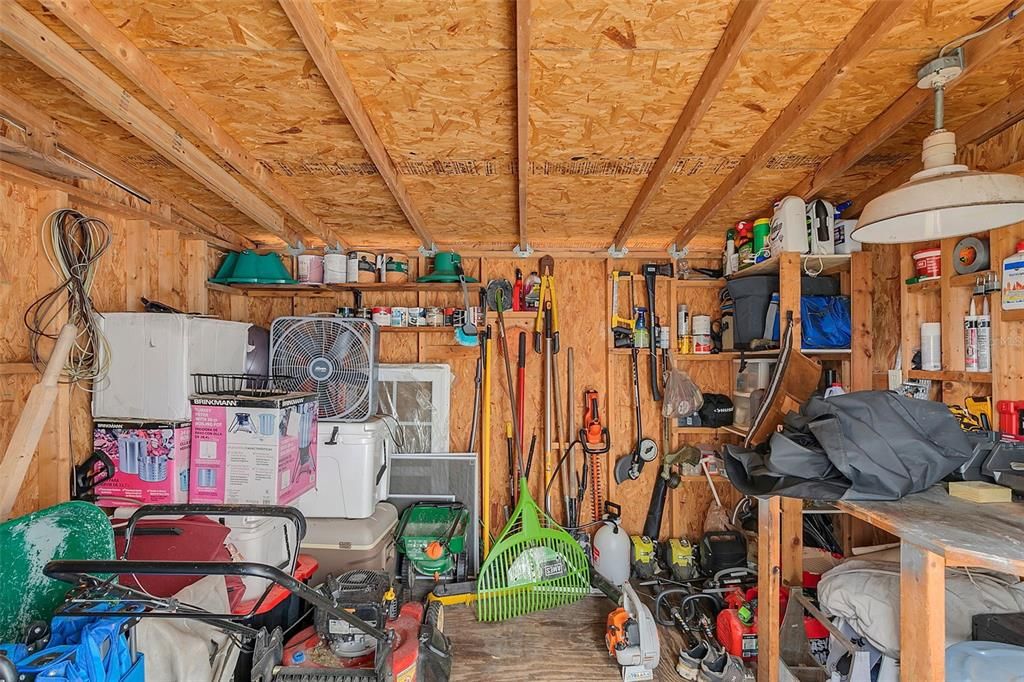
[191,373,291,398]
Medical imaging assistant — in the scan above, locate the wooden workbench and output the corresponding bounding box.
[760,487,1024,682]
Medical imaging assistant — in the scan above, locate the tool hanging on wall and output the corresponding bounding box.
[566,348,579,527]
[641,263,673,401]
[542,301,556,515]
[454,262,479,346]
[614,345,658,483]
[489,281,524,467]
[581,390,610,523]
[516,331,527,454]
[480,324,493,558]
[532,255,559,354]
[610,270,636,348]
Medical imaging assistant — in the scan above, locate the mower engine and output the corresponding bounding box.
[314,571,395,660]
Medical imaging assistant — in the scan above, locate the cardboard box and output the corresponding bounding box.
[189,392,318,505]
[93,313,255,421]
[93,420,191,506]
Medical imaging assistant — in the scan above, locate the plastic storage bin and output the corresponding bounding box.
[299,502,399,586]
[733,360,775,428]
[224,515,300,600]
[297,417,394,519]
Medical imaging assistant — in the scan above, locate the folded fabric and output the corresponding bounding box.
[725,391,972,500]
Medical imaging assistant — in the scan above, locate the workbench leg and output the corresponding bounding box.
[758,496,782,682]
[781,497,803,586]
[900,542,945,682]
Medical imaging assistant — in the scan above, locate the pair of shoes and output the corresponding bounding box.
[675,641,708,680]
[697,652,754,682]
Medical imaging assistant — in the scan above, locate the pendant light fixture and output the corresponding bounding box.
[853,11,1024,244]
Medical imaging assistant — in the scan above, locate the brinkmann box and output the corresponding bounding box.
[92,420,191,506]
[188,392,318,505]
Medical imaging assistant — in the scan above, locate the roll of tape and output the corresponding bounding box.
[953,237,989,275]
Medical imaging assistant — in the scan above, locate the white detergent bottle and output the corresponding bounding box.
[592,501,630,587]
[1003,240,1024,311]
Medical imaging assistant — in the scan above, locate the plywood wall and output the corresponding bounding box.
[0,171,211,517]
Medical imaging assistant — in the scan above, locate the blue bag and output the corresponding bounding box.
[801,295,851,349]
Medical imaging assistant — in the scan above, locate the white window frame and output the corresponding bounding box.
[377,364,452,453]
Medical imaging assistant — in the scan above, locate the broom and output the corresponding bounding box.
[476,302,589,622]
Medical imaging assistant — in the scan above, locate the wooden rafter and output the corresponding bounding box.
[39,0,339,247]
[669,0,915,249]
[515,0,531,252]
[0,85,251,249]
[0,1,296,244]
[611,0,770,251]
[278,0,436,250]
[848,85,1024,215]
[786,1,1024,204]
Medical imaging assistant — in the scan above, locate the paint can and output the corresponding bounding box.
[452,309,467,328]
[408,307,425,326]
[355,307,372,320]
[323,252,348,284]
[384,254,410,283]
[425,307,444,327]
[372,307,392,326]
[336,307,354,317]
[444,308,455,326]
[347,250,378,283]
[692,315,712,354]
[677,304,690,337]
[296,254,324,283]
[390,307,407,327]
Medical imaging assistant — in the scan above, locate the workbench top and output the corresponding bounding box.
[836,485,1024,575]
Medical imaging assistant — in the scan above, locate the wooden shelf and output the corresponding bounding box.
[905,278,941,293]
[949,271,993,288]
[721,425,749,438]
[676,352,736,361]
[907,369,992,383]
[674,427,723,435]
[207,281,481,297]
[727,253,851,280]
[379,326,456,333]
[1003,308,1024,322]
[676,278,726,287]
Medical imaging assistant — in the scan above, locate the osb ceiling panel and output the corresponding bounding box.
[527,175,647,245]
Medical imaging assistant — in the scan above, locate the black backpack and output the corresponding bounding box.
[699,394,734,427]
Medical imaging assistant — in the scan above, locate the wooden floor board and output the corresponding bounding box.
[445,595,687,681]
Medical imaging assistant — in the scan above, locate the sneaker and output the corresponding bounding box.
[676,641,708,681]
[697,652,752,682]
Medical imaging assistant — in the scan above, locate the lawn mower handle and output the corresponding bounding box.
[44,559,389,643]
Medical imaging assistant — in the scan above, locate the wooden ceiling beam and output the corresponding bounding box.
[0,84,251,248]
[847,85,1024,216]
[515,0,531,253]
[612,0,770,251]
[278,0,436,250]
[786,1,1024,204]
[39,0,338,247]
[0,1,296,244]
[669,0,915,249]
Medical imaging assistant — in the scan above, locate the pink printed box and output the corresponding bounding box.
[189,392,318,506]
[92,420,191,506]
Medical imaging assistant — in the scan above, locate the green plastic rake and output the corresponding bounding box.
[476,478,589,621]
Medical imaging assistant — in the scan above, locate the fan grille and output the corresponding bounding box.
[270,317,379,421]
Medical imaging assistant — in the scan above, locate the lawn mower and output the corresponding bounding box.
[395,502,470,589]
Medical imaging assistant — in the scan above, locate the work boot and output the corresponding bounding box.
[676,641,708,681]
[697,651,753,682]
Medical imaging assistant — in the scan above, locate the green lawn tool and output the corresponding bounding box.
[396,502,470,589]
[475,474,590,621]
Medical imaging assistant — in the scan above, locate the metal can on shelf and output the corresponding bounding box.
[408,307,425,326]
[452,309,466,327]
[336,307,354,317]
[444,308,455,326]
[371,306,391,326]
[425,307,444,327]
[391,306,408,327]
[356,307,371,320]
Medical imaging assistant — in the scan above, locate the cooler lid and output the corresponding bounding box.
[300,502,398,550]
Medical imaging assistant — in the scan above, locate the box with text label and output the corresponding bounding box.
[92,420,191,506]
[188,392,318,505]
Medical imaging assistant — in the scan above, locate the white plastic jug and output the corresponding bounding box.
[769,195,808,257]
[592,503,630,587]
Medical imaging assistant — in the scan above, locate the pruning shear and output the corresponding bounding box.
[532,255,559,354]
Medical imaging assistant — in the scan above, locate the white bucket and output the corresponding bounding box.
[324,253,347,284]
[348,251,377,283]
[297,254,324,283]
[692,315,711,335]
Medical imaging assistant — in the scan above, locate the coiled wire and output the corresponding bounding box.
[24,208,111,385]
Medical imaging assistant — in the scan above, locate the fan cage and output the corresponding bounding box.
[269,316,379,421]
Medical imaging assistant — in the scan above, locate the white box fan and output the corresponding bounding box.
[270,316,380,422]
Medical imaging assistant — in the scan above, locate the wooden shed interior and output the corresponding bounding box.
[1,1,1024,681]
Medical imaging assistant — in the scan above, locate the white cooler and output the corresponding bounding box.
[224,515,299,599]
[300,502,399,586]
[297,418,394,519]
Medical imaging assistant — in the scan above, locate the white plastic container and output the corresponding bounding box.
[769,195,808,257]
[592,510,630,587]
[920,322,942,371]
[1002,240,1024,311]
[300,502,399,586]
[297,417,394,519]
[806,199,836,255]
[323,252,347,284]
[734,359,776,393]
[297,254,324,283]
[224,516,299,599]
[833,219,862,254]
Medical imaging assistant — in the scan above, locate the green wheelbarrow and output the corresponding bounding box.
[395,502,470,588]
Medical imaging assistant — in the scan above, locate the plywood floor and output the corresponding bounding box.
[444,596,688,681]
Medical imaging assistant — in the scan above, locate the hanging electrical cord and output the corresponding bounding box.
[24,208,112,385]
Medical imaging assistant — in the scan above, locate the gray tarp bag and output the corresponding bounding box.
[724,391,972,501]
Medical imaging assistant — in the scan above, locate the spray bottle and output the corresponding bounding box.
[592,502,630,587]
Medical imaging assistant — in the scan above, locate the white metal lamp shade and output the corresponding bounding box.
[853,130,1024,244]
